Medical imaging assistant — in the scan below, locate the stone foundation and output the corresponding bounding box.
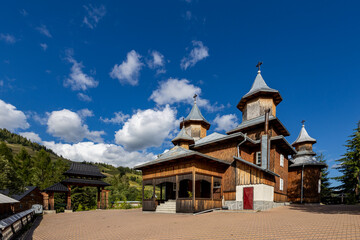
[224,200,289,211]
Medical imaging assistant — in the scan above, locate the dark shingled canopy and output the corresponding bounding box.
[64,162,106,178]
[61,178,110,187]
[44,183,69,193]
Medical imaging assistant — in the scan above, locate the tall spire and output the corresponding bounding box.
[292,121,316,146]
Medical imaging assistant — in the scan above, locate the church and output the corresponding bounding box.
[135,64,326,213]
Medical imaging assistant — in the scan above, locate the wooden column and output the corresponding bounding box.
[142,182,144,202]
[176,175,179,200]
[211,176,214,200]
[42,192,49,210]
[160,183,163,200]
[97,187,101,209]
[105,190,109,209]
[152,179,155,198]
[66,186,71,210]
[49,192,55,210]
[101,188,105,209]
[192,169,195,211]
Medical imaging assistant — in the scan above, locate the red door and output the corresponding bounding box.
[243,187,253,210]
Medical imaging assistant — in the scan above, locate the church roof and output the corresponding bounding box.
[237,71,282,111]
[181,102,210,129]
[171,126,194,145]
[292,124,316,146]
[64,162,106,178]
[194,132,226,145]
[134,146,231,169]
[289,155,327,168]
[0,193,19,204]
[0,186,37,201]
[226,115,290,136]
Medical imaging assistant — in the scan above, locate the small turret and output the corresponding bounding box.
[292,120,317,153]
[171,124,194,149]
[180,94,210,140]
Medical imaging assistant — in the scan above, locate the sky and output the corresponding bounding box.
[0,1,359,186]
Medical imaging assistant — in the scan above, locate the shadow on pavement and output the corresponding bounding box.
[19,215,43,240]
[288,204,360,215]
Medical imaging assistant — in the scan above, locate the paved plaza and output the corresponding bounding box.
[32,205,360,240]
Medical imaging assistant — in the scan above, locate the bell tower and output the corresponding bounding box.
[180,94,210,141]
[237,62,282,121]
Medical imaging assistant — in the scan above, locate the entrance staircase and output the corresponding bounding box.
[155,200,176,214]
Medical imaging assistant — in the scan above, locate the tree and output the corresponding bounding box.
[15,148,34,186]
[316,153,332,203]
[33,149,53,189]
[0,155,25,195]
[334,121,360,203]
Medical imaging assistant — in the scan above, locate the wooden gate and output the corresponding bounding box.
[243,187,253,210]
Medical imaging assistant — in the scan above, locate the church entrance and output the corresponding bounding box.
[243,187,253,210]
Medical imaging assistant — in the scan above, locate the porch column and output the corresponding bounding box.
[66,186,71,210]
[211,176,214,200]
[152,179,155,199]
[142,182,144,202]
[160,183,163,200]
[97,187,101,209]
[192,169,195,210]
[101,188,105,209]
[105,190,109,209]
[49,192,55,210]
[42,192,49,210]
[176,175,179,200]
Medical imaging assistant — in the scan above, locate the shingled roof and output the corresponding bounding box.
[171,126,194,145]
[237,71,282,111]
[292,124,316,146]
[44,183,69,192]
[0,186,37,201]
[61,178,110,187]
[180,102,210,129]
[64,162,106,178]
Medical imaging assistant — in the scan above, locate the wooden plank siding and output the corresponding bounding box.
[176,199,222,213]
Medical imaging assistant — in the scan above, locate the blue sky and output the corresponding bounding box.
[0,1,359,186]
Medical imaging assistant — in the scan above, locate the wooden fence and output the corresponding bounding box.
[0,209,35,240]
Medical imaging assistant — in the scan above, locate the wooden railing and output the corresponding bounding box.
[142,199,157,211]
[0,209,35,240]
[176,199,222,213]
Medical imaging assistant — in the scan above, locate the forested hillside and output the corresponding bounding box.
[0,128,146,211]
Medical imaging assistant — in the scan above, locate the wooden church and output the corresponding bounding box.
[135,64,326,213]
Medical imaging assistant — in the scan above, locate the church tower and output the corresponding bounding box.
[237,63,282,122]
[171,123,195,149]
[180,95,210,141]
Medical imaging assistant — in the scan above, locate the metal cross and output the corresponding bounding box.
[301,120,306,126]
[193,94,197,103]
[256,61,263,71]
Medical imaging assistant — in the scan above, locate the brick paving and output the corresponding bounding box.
[32,205,360,240]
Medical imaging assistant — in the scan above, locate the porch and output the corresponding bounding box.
[142,173,222,213]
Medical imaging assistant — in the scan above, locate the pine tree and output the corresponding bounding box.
[316,153,332,203]
[15,148,34,186]
[0,155,25,194]
[33,149,53,189]
[334,121,360,203]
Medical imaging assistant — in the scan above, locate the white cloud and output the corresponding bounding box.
[181,40,209,70]
[110,50,143,86]
[77,108,94,119]
[0,33,16,44]
[100,112,130,124]
[213,114,238,132]
[19,132,42,143]
[150,78,224,112]
[47,109,104,143]
[64,51,99,91]
[115,105,177,151]
[77,93,92,102]
[36,25,52,38]
[184,11,192,21]
[19,9,28,17]
[83,4,106,29]
[147,50,165,74]
[28,111,49,125]
[40,43,48,51]
[43,141,155,167]
[0,99,29,131]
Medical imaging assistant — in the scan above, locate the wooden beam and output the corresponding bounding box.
[211,176,214,200]
[192,168,195,212]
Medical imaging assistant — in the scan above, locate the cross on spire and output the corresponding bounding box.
[301,120,306,126]
[256,61,263,73]
[193,94,198,104]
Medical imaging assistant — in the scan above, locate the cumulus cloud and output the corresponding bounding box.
[83,4,106,29]
[0,99,29,131]
[100,112,130,124]
[213,114,238,132]
[110,50,143,86]
[47,109,104,143]
[77,108,94,119]
[36,25,52,38]
[77,93,92,102]
[19,132,42,143]
[180,40,209,70]
[150,78,224,112]
[0,33,16,44]
[115,105,177,151]
[43,141,155,167]
[64,51,99,91]
[147,50,165,74]
[40,43,48,51]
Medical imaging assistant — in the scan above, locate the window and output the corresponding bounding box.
[280,154,284,167]
[280,178,284,191]
[256,151,261,165]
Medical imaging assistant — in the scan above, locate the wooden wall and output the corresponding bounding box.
[197,142,237,163]
[271,146,289,202]
[13,188,43,213]
[287,166,321,203]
